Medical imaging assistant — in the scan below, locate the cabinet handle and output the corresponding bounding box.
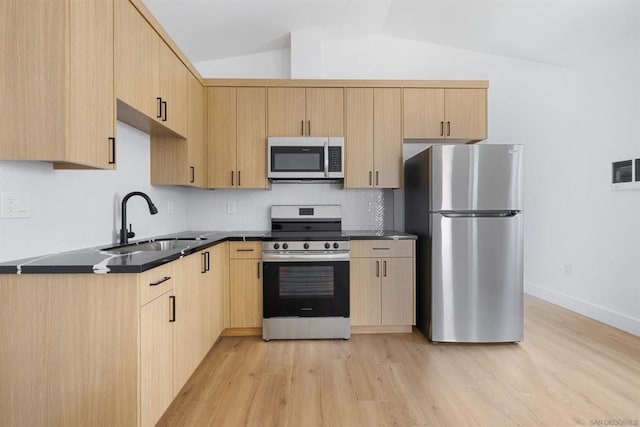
[190,166,195,183]
[236,248,254,252]
[206,251,210,272]
[231,171,234,186]
[169,296,176,322]
[156,97,162,118]
[369,171,372,186]
[376,171,379,186]
[440,121,444,136]
[376,260,380,277]
[162,101,168,122]
[383,260,387,277]
[308,120,311,136]
[108,137,116,165]
[150,276,171,287]
[373,247,390,250]
[238,171,241,186]
[447,121,451,136]
[257,262,261,279]
[201,252,207,273]
[301,120,304,136]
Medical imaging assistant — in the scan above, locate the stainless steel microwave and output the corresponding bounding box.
[267,137,344,180]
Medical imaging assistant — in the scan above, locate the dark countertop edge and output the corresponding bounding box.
[0,230,415,275]
[345,233,417,240]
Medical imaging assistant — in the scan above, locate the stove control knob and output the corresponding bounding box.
[273,243,280,250]
[324,242,331,249]
[303,242,310,250]
[282,243,289,250]
[333,242,339,249]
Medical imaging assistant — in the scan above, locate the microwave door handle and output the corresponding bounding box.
[324,141,329,177]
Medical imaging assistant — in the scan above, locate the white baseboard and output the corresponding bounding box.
[525,281,640,337]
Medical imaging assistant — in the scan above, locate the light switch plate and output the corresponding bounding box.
[1,191,31,218]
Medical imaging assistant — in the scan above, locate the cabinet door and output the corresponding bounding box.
[381,258,414,326]
[140,292,174,427]
[403,88,444,139]
[187,73,206,187]
[344,88,374,188]
[373,88,402,188]
[350,258,381,326]
[174,252,203,394]
[445,88,487,140]
[158,40,188,136]
[210,243,228,341]
[68,0,115,169]
[207,87,237,188]
[229,259,263,328]
[305,88,344,136]
[115,0,158,120]
[236,87,268,188]
[267,87,306,136]
[3,0,66,162]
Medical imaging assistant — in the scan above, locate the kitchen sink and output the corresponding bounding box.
[102,238,205,255]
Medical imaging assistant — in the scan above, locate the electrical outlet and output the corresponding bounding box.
[167,201,174,215]
[0,191,31,218]
[227,202,236,214]
[563,264,573,276]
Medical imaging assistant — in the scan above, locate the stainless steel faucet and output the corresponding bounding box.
[119,191,158,245]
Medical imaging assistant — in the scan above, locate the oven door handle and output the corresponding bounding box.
[262,252,350,262]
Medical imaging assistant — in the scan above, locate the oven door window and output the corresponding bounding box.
[271,147,324,172]
[263,261,349,318]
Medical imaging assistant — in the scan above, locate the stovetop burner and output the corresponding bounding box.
[266,205,349,252]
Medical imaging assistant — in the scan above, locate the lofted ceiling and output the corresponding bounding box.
[143,0,640,67]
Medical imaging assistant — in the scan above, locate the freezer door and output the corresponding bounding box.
[431,212,523,342]
[430,144,524,211]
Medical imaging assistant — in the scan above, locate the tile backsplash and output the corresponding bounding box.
[186,182,393,231]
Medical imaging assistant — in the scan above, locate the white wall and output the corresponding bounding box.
[194,48,291,78]
[520,34,640,335]
[0,122,188,262]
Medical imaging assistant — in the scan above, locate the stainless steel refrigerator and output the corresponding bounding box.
[405,144,524,343]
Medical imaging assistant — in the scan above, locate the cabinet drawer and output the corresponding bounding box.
[350,240,414,258]
[139,262,175,306]
[229,241,262,259]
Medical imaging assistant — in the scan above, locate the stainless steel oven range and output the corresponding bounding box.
[262,205,350,340]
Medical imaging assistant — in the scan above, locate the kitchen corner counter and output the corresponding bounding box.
[0,229,416,275]
[0,231,266,275]
[343,230,417,240]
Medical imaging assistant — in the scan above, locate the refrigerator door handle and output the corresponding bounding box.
[438,211,519,218]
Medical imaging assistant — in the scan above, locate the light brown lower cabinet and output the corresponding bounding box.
[140,289,175,427]
[350,240,415,327]
[0,243,229,427]
[229,241,263,328]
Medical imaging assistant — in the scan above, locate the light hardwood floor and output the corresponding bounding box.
[158,296,640,426]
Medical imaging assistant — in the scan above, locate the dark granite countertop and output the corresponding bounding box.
[0,229,415,275]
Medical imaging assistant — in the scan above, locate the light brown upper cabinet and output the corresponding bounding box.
[207,87,268,189]
[115,0,187,137]
[403,88,487,141]
[267,88,344,136]
[151,72,206,187]
[345,88,402,188]
[0,0,115,169]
